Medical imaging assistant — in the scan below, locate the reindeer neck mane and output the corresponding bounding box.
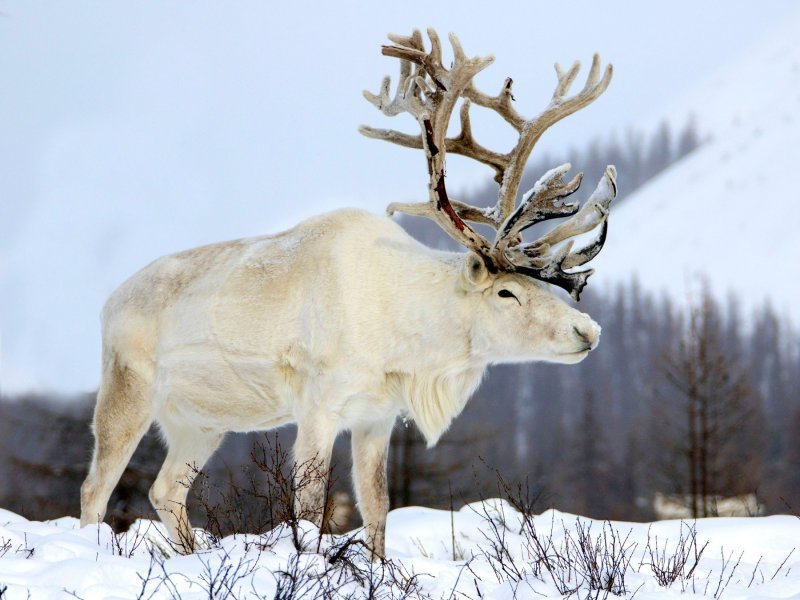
[390,363,486,447]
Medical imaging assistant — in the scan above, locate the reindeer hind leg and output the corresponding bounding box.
[148,422,223,554]
[80,355,153,528]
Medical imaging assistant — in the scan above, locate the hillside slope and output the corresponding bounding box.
[592,11,800,324]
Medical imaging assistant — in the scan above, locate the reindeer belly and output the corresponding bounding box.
[152,346,295,433]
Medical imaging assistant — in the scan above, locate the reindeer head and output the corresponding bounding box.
[457,253,601,364]
[361,29,616,364]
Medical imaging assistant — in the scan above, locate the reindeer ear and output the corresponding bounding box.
[462,253,489,287]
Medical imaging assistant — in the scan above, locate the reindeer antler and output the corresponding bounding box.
[360,29,617,299]
[360,28,497,266]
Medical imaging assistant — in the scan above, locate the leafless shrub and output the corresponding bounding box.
[132,542,260,600]
[746,555,764,588]
[472,498,532,587]
[188,433,340,555]
[769,548,795,581]
[323,534,425,599]
[472,474,637,598]
[108,519,152,559]
[0,537,11,558]
[134,549,182,600]
[266,533,427,600]
[640,522,707,588]
[14,533,35,559]
[475,508,637,597]
[190,546,260,599]
[570,520,636,597]
[707,549,744,599]
[133,550,160,600]
[125,434,428,599]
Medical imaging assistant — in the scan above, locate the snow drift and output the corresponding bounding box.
[1,503,799,599]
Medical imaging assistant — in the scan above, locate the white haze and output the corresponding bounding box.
[0,2,797,394]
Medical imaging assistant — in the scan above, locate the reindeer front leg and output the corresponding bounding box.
[293,419,337,532]
[351,419,394,559]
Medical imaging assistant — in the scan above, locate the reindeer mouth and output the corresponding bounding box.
[562,343,594,356]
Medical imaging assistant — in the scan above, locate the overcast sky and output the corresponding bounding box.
[1,1,798,394]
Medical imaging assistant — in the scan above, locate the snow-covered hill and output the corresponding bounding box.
[592,12,800,324]
[1,504,799,599]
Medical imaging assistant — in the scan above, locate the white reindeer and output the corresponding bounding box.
[80,29,616,556]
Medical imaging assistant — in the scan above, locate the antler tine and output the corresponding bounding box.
[427,28,443,68]
[362,29,497,262]
[362,50,415,118]
[505,166,617,299]
[492,54,613,226]
[554,60,581,99]
[448,31,467,62]
[357,125,419,149]
[448,100,509,185]
[518,258,595,302]
[387,29,424,50]
[492,164,582,260]
[528,165,617,254]
[464,77,525,131]
[361,98,508,191]
[386,197,499,227]
[559,220,608,270]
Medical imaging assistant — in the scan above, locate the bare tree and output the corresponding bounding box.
[658,289,765,517]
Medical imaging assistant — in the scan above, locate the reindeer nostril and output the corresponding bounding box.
[573,326,590,343]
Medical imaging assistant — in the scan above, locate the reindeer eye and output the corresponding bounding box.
[498,289,518,300]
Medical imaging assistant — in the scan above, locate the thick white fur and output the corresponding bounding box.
[80,209,601,556]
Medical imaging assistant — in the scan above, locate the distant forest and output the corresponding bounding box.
[3,119,797,533]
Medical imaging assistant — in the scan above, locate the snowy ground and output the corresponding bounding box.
[1,503,798,599]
